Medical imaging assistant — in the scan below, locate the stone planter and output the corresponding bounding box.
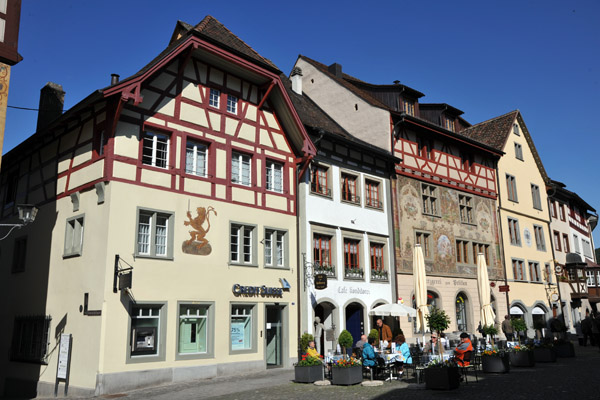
[555,342,575,358]
[294,365,323,383]
[482,354,510,373]
[331,366,362,385]
[509,350,535,367]
[424,367,460,390]
[533,347,556,363]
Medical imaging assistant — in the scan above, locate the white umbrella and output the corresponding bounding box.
[413,244,429,332]
[369,302,417,317]
[477,253,496,327]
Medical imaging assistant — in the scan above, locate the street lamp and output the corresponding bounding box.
[0,204,38,240]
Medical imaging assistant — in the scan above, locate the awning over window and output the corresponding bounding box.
[510,306,524,315]
[532,306,546,315]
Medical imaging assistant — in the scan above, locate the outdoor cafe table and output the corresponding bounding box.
[375,351,406,381]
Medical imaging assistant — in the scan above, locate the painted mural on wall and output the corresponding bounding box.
[182,206,217,255]
[393,176,503,279]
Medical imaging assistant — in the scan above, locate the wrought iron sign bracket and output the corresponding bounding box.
[113,254,134,293]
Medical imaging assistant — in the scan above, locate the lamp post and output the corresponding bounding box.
[0,204,38,240]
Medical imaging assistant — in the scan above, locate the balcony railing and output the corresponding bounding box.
[310,182,332,198]
[365,199,383,209]
[314,262,336,277]
[345,268,364,279]
[371,269,388,281]
[341,193,361,205]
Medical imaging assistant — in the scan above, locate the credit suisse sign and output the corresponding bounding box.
[232,284,283,297]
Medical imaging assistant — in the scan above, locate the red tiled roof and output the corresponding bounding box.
[460,110,518,151]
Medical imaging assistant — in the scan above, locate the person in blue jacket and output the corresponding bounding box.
[362,336,377,367]
[396,334,412,364]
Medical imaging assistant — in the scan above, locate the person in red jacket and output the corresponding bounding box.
[454,332,474,366]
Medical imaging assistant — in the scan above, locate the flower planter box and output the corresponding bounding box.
[294,365,323,383]
[331,366,363,385]
[425,367,460,390]
[555,342,575,358]
[509,350,535,367]
[533,347,556,363]
[482,354,510,373]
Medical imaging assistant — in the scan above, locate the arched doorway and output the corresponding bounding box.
[315,301,336,355]
[532,305,547,331]
[345,302,364,350]
[455,292,469,332]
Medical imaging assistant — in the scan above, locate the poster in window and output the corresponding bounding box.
[231,321,247,350]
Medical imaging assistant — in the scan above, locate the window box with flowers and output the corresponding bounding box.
[371,269,388,281]
[314,262,336,278]
[345,268,364,279]
[331,357,362,385]
[294,355,324,383]
[481,349,510,373]
[509,345,535,367]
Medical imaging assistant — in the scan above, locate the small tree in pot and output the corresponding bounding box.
[300,333,314,354]
[426,307,451,356]
[511,318,527,345]
[481,324,498,346]
[338,330,354,358]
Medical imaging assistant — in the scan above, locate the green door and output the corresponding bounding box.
[179,318,206,354]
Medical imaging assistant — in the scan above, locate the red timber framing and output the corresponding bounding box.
[94,35,315,216]
[393,122,498,199]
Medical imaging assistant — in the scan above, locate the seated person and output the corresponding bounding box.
[396,334,412,364]
[453,332,474,366]
[355,334,367,349]
[423,333,440,354]
[306,340,320,358]
[362,336,377,367]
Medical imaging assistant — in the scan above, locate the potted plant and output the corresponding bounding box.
[424,359,460,390]
[554,338,575,358]
[509,345,535,367]
[338,329,354,357]
[294,354,324,383]
[511,318,528,344]
[481,349,510,373]
[481,324,498,346]
[425,307,450,356]
[299,333,314,355]
[331,357,362,385]
[368,328,379,347]
[533,341,556,363]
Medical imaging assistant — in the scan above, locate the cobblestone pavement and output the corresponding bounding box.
[39,344,600,400]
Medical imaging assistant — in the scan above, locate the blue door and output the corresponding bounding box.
[345,303,363,352]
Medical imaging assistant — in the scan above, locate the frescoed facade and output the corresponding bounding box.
[0,16,315,397]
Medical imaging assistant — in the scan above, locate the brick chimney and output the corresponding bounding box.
[36,82,65,132]
[328,63,342,78]
[291,67,303,95]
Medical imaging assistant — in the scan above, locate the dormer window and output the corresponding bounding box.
[443,116,455,132]
[402,99,415,116]
[513,123,520,136]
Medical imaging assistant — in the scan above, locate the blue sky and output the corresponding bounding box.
[4,1,600,246]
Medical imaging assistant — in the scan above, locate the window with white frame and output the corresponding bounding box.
[506,174,518,202]
[231,305,253,351]
[586,270,599,287]
[227,94,238,114]
[231,152,251,186]
[265,161,283,193]
[64,215,84,257]
[529,261,542,282]
[136,209,173,258]
[130,306,162,356]
[142,131,170,168]
[178,304,208,355]
[508,217,521,246]
[421,184,439,216]
[512,259,526,281]
[264,229,286,268]
[209,88,220,108]
[531,184,542,210]
[185,140,207,177]
[533,225,546,251]
[459,195,473,224]
[230,223,255,265]
[514,142,523,160]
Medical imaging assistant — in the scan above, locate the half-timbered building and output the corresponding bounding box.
[292,56,507,339]
[0,16,314,397]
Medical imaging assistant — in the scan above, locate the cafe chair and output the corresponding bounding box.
[457,350,478,384]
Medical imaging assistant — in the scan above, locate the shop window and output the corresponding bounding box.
[178,305,208,355]
[230,304,255,352]
[130,305,162,357]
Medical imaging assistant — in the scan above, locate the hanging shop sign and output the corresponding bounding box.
[314,274,327,290]
[232,284,283,297]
